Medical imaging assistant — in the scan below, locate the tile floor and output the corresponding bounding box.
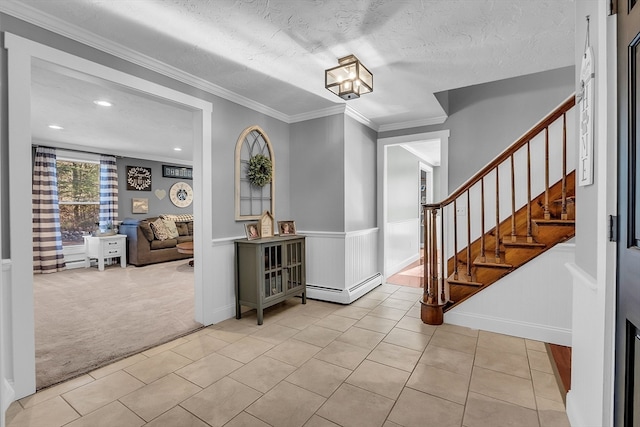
[6,284,570,427]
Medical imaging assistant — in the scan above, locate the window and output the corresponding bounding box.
[56,158,100,246]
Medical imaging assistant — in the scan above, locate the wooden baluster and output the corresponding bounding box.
[480,179,486,262]
[440,206,446,304]
[544,127,550,220]
[422,205,428,289]
[561,113,568,220]
[422,206,431,302]
[453,200,459,279]
[466,190,472,279]
[510,154,516,242]
[430,208,439,304]
[495,167,501,263]
[527,141,533,243]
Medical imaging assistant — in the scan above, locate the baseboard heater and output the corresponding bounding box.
[306,273,382,304]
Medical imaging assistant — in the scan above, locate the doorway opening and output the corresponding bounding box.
[6,32,213,398]
[377,130,449,289]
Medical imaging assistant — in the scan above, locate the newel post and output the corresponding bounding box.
[421,205,445,325]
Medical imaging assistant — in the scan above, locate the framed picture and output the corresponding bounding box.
[132,198,149,214]
[278,220,296,236]
[126,166,152,191]
[245,222,260,240]
[162,164,193,180]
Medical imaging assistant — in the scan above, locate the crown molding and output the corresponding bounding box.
[378,115,448,133]
[345,105,378,131]
[288,105,346,123]
[0,1,290,123]
[1,1,446,133]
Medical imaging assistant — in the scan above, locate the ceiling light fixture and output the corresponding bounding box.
[93,100,113,107]
[174,147,182,151]
[48,124,64,130]
[325,54,373,100]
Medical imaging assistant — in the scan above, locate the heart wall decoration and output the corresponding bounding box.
[154,189,166,200]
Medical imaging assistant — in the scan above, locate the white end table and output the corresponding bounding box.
[84,234,127,271]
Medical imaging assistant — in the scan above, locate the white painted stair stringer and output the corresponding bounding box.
[444,242,575,346]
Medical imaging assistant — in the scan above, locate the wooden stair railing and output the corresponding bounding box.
[421,96,576,325]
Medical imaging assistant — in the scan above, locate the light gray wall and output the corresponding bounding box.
[290,114,345,232]
[344,116,377,232]
[387,146,421,223]
[117,157,193,219]
[210,98,290,237]
[380,66,575,193]
[0,13,291,248]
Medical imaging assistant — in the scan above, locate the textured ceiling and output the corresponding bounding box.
[3,0,576,161]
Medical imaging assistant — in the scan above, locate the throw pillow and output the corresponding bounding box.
[139,221,155,242]
[176,222,188,236]
[150,218,171,241]
[162,218,180,239]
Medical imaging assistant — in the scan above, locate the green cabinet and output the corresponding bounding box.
[235,235,306,325]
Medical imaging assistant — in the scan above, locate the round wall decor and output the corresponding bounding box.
[169,181,193,208]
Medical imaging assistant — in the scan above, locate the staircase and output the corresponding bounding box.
[421,96,576,325]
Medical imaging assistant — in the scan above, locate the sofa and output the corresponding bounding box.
[120,215,193,266]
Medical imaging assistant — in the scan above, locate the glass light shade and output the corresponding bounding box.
[325,55,373,100]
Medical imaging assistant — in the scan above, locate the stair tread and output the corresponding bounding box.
[473,255,513,268]
[533,218,575,225]
[447,273,484,287]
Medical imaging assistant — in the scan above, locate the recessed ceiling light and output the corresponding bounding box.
[93,100,113,107]
[174,147,182,151]
[48,124,64,130]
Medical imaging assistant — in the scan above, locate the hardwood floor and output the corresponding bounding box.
[386,251,424,288]
[549,343,572,400]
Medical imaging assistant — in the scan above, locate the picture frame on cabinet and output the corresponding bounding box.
[245,223,260,240]
[278,221,296,235]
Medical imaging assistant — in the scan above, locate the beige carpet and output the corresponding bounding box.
[34,259,202,390]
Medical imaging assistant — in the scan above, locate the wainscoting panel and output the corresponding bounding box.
[1,260,15,427]
[565,261,605,427]
[302,231,346,293]
[209,237,241,325]
[304,230,381,304]
[345,228,379,287]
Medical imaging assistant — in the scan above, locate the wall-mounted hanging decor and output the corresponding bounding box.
[578,15,594,187]
[132,198,149,214]
[162,164,193,180]
[126,166,152,191]
[169,181,193,208]
[235,125,275,220]
[154,189,166,200]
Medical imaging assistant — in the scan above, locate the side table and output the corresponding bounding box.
[84,234,127,271]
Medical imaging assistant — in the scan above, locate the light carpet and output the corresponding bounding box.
[33,259,202,390]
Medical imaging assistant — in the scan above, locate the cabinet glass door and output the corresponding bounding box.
[264,245,283,299]
[285,240,304,292]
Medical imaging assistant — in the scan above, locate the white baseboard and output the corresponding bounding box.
[444,311,572,346]
[207,303,236,326]
[307,273,382,304]
[1,379,15,427]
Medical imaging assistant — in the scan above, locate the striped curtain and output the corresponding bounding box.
[99,155,118,228]
[32,147,66,273]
